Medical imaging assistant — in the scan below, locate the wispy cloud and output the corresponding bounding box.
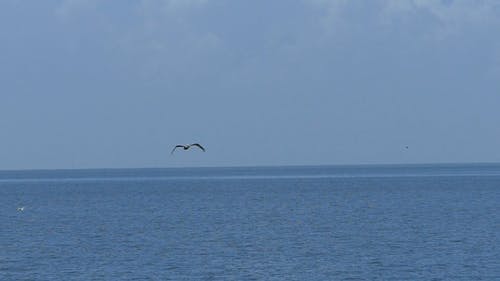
[160,0,208,11]
[55,0,98,19]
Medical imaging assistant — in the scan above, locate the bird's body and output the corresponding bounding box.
[171,143,205,154]
[17,207,25,211]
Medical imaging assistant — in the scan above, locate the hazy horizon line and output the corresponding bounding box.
[2,161,500,173]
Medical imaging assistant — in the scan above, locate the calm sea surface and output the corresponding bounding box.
[1,164,499,280]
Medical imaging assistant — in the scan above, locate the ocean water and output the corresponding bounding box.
[1,164,499,280]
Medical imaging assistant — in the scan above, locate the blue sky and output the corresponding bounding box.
[1,0,500,169]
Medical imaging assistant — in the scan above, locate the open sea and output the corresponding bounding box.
[1,164,499,280]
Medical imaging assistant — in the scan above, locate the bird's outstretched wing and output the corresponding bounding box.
[171,145,184,154]
[190,143,205,152]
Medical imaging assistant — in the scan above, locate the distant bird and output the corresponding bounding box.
[17,207,25,212]
[171,143,206,154]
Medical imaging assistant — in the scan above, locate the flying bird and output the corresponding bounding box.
[171,143,206,154]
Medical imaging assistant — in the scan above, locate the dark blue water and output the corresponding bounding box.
[1,164,499,280]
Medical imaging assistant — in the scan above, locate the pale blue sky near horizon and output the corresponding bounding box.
[1,0,500,170]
